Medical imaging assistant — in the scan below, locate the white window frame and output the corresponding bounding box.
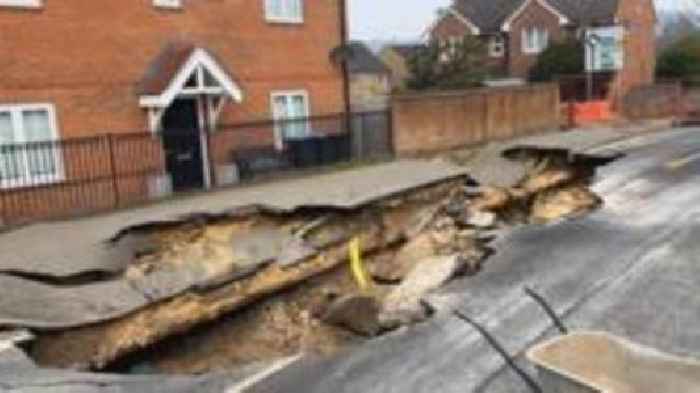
[489,35,506,58]
[265,0,304,24]
[522,27,549,54]
[153,0,181,9]
[270,90,310,150]
[0,103,64,189]
[0,0,42,8]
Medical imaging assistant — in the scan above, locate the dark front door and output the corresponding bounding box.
[161,99,204,191]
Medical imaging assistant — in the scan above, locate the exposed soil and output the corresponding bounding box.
[28,147,620,376]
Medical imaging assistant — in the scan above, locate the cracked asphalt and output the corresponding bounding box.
[3,126,700,392]
[250,127,700,393]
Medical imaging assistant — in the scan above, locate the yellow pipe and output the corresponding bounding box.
[349,237,372,293]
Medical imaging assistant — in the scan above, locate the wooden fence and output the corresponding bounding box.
[391,83,560,155]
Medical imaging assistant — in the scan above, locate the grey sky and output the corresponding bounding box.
[349,0,451,42]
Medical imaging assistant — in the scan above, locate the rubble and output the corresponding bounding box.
[465,147,619,225]
[321,295,383,337]
[7,146,620,377]
[379,255,469,328]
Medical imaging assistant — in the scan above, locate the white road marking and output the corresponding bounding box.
[225,354,302,393]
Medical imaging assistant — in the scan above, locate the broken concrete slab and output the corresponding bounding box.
[0,160,471,280]
[380,255,468,328]
[0,346,36,369]
[322,295,382,337]
[0,275,150,329]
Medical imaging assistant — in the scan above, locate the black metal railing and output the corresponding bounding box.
[0,111,393,226]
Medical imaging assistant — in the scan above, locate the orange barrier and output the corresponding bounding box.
[568,100,613,126]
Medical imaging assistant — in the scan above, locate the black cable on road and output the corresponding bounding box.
[524,286,569,335]
[452,309,543,393]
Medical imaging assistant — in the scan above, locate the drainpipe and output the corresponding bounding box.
[339,0,352,131]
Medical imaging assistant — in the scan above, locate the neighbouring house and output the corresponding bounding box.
[379,44,424,90]
[346,42,391,111]
[428,0,657,101]
[0,0,350,224]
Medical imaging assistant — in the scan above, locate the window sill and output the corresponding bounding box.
[1,175,65,190]
[265,17,304,25]
[0,0,42,9]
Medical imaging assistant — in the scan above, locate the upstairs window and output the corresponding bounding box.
[0,104,62,188]
[265,0,303,23]
[522,27,549,54]
[0,0,42,8]
[439,36,463,62]
[153,0,181,9]
[489,35,505,58]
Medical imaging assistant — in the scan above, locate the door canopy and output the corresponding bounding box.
[139,45,243,109]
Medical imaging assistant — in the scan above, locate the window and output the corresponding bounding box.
[0,104,62,188]
[439,36,463,62]
[0,0,41,8]
[265,0,303,23]
[271,91,310,149]
[153,0,181,9]
[489,35,505,58]
[522,27,549,54]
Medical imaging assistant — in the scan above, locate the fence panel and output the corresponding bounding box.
[350,111,392,160]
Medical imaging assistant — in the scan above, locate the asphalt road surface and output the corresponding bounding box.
[251,127,700,393]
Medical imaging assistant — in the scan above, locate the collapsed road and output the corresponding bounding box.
[248,127,700,393]
[2,127,700,392]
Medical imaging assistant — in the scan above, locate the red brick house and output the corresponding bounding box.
[430,0,657,100]
[0,0,351,223]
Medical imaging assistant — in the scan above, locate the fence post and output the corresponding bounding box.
[386,108,394,157]
[106,133,120,208]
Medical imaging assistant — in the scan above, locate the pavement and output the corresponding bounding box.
[0,159,470,279]
[448,118,674,187]
[249,126,700,392]
[0,159,472,330]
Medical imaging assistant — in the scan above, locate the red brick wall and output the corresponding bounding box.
[0,0,345,138]
[612,0,657,105]
[508,0,565,78]
[431,13,472,40]
[0,1,345,224]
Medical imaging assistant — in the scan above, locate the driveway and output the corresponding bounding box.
[250,127,700,392]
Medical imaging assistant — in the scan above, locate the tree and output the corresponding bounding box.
[656,32,700,83]
[529,39,584,82]
[406,35,490,91]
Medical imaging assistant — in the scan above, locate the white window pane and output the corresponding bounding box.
[272,96,289,119]
[266,0,283,17]
[22,110,56,178]
[292,0,302,19]
[286,95,308,139]
[0,112,14,144]
[23,110,51,141]
[290,95,306,118]
[0,111,22,181]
